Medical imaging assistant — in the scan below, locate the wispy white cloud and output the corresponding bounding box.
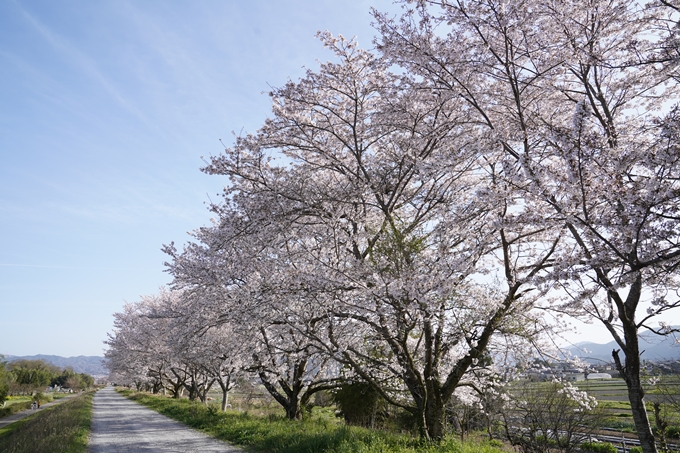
[15,3,149,124]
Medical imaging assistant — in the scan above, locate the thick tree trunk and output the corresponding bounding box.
[608,274,658,453]
[411,384,446,441]
[198,387,207,403]
[167,369,186,398]
[424,395,446,441]
[187,381,198,401]
[624,367,657,453]
[258,371,303,420]
[614,346,657,453]
[284,399,302,420]
[221,389,229,411]
[169,381,183,398]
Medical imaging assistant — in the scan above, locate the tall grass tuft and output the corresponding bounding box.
[122,390,508,453]
[0,391,94,453]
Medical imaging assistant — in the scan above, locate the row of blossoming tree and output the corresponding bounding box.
[105,1,680,450]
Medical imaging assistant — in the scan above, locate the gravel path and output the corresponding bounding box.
[88,386,244,453]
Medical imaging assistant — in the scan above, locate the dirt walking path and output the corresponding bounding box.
[88,386,244,453]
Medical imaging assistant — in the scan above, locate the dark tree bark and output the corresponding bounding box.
[609,277,658,453]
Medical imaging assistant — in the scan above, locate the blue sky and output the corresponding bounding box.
[0,0,648,359]
[0,0,402,357]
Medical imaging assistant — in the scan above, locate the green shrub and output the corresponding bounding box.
[628,447,642,453]
[667,425,680,439]
[32,392,53,404]
[534,434,557,447]
[311,390,334,408]
[580,441,617,453]
[487,439,504,447]
[0,401,32,418]
[333,382,388,428]
[0,383,8,406]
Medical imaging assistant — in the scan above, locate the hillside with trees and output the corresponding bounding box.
[0,357,95,406]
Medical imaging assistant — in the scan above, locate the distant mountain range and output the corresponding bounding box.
[4,332,678,375]
[567,328,680,364]
[2,354,108,376]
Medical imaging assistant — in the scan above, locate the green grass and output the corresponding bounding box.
[598,401,631,409]
[3,396,33,406]
[120,390,509,453]
[0,394,57,418]
[0,391,94,453]
[0,400,32,419]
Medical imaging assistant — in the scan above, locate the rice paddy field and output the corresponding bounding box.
[501,376,680,439]
[574,377,680,433]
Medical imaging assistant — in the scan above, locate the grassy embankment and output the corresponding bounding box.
[120,389,508,453]
[0,397,33,419]
[0,393,68,418]
[0,391,94,453]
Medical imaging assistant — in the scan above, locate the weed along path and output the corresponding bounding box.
[88,386,243,453]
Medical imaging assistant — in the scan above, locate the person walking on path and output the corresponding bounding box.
[88,386,244,452]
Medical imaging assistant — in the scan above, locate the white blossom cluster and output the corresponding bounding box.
[555,381,598,412]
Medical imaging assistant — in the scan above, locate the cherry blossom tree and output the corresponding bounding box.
[199,326,244,412]
[106,289,223,400]
[166,32,561,440]
[100,2,679,449]
[248,318,341,419]
[113,287,261,410]
[105,296,174,393]
[501,381,604,453]
[372,1,680,450]
[164,238,345,420]
[146,288,254,412]
[142,290,220,403]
